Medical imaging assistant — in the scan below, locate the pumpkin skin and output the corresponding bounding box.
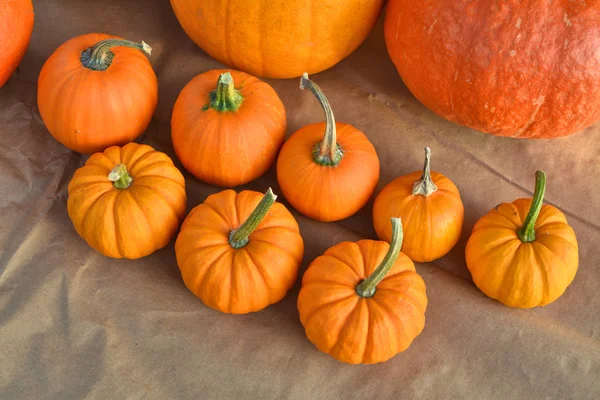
[175,189,304,314]
[171,69,286,187]
[170,0,384,79]
[0,0,34,88]
[38,33,158,153]
[67,143,187,259]
[384,0,600,138]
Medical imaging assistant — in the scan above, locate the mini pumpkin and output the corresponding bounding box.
[67,143,187,259]
[466,171,579,308]
[175,188,304,314]
[38,33,158,154]
[171,70,286,187]
[276,73,380,222]
[298,218,427,364]
[373,147,464,262]
[0,0,34,88]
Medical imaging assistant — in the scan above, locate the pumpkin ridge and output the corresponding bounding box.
[535,228,579,253]
[243,246,274,298]
[180,245,230,276]
[368,294,410,354]
[111,191,125,258]
[120,142,154,167]
[531,242,552,306]
[319,253,362,281]
[361,299,372,364]
[123,189,158,250]
[127,157,173,177]
[131,174,185,188]
[329,298,361,359]
[375,286,425,315]
[128,184,181,221]
[78,187,113,232]
[302,291,357,327]
[250,238,298,264]
[196,248,234,296]
[203,198,238,229]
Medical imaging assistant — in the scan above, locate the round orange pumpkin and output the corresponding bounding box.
[175,188,304,314]
[373,147,464,262]
[0,0,34,87]
[171,69,286,187]
[277,73,380,222]
[466,171,579,308]
[384,1,600,138]
[169,0,384,79]
[298,218,427,364]
[38,33,158,154]
[67,143,187,259]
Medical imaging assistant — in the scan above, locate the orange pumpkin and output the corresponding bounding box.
[0,0,34,87]
[175,188,304,314]
[171,69,286,187]
[170,0,384,79]
[277,73,380,222]
[373,147,464,262]
[38,33,158,154]
[67,143,187,259]
[466,171,579,308]
[298,218,427,364]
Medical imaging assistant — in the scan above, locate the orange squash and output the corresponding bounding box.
[175,188,304,314]
[466,171,578,308]
[170,0,384,79]
[276,74,380,222]
[171,69,286,187]
[38,33,158,154]
[0,0,34,87]
[298,218,427,364]
[373,148,464,262]
[67,143,187,259]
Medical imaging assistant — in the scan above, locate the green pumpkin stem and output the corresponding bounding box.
[300,73,343,167]
[208,72,244,112]
[108,163,133,189]
[356,218,404,298]
[81,38,152,71]
[518,170,546,243]
[229,188,277,249]
[412,147,438,197]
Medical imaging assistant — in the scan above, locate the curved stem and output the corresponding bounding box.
[229,188,277,249]
[518,170,546,243]
[356,218,404,298]
[412,147,438,197]
[108,164,133,189]
[208,72,244,112]
[81,39,152,71]
[300,73,343,166]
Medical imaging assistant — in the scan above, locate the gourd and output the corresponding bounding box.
[0,0,34,88]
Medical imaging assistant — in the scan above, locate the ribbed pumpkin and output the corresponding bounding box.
[170,0,384,79]
[175,188,304,314]
[277,74,380,222]
[67,143,187,259]
[466,171,579,308]
[298,218,427,364]
[38,33,158,153]
[373,148,464,262]
[0,0,34,87]
[171,69,286,187]
[384,0,600,138]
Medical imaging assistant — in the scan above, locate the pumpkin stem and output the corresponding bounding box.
[108,163,133,189]
[208,72,244,112]
[300,73,343,167]
[229,188,277,249]
[412,147,438,197]
[356,218,404,298]
[81,38,152,71]
[517,170,546,243]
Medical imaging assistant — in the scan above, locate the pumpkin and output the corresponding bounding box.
[466,171,578,308]
[384,1,600,138]
[0,0,34,88]
[171,69,286,187]
[169,0,384,79]
[372,147,464,262]
[67,143,187,259]
[38,33,158,154]
[298,218,427,364]
[175,188,304,314]
[276,73,380,222]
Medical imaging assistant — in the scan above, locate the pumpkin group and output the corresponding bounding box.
[0,0,34,88]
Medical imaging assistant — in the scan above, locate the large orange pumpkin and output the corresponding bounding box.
[175,188,304,314]
[384,1,600,138]
[373,147,464,262]
[298,218,427,364]
[0,0,34,88]
[277,74,380,222]
[466,171,579,308]
[67,143,187,259]
[169,0,384,79]
[38,33,158,153]
[171,69,286,187]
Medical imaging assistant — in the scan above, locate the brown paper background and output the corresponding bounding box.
[1,1,599,399]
